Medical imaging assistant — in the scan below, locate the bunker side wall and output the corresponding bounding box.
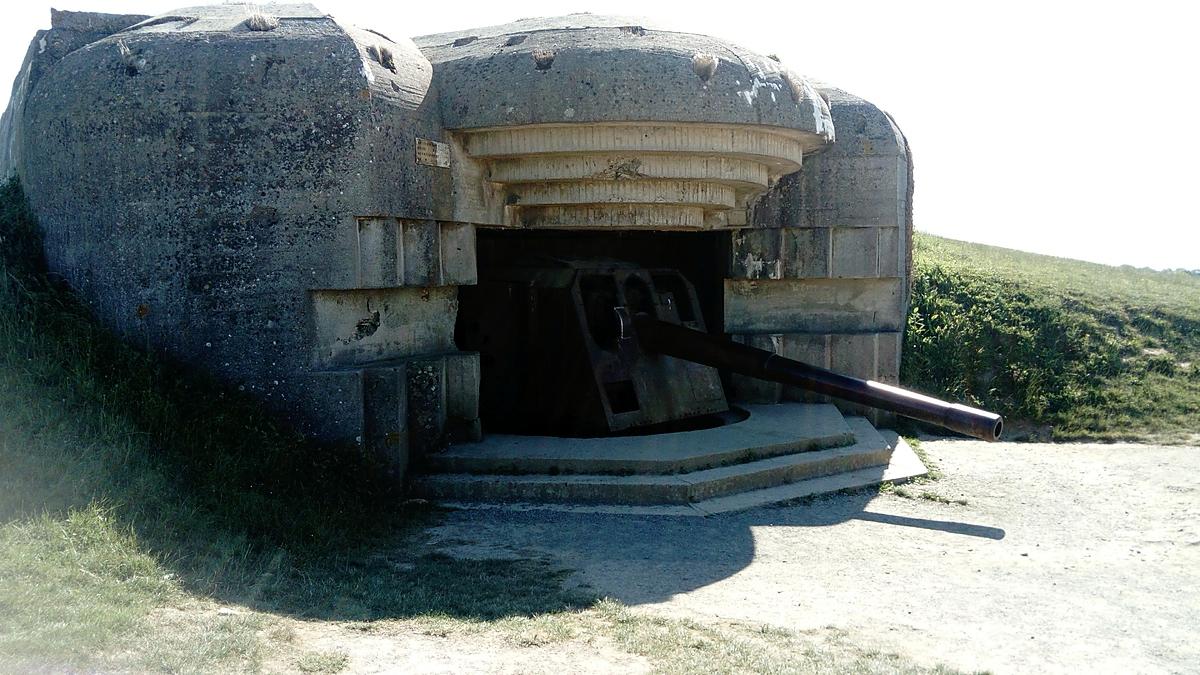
[14,16,476,480]
[727,88,912,424]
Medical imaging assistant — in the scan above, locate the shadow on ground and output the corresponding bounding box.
[148,483,1006,622]
[418,481,1005,608]
[131,462,1004,624]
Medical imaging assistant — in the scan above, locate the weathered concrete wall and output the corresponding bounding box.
[414,16,834,231]
[729,87,912,420]
[0,10,150,177]
[1,6,914,474]
[7,5,479,477]
[415,15,834,135]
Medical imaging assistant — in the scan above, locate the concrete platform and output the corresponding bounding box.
[421,429,926,516]
[423,404,854,476]
[411,405,927,513]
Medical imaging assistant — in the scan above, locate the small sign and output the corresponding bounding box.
[415,138,451,168]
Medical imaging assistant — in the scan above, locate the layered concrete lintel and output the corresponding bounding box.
[309,287,459,369]
[455,122,819,229]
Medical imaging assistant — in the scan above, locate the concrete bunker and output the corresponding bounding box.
[0,6,981,511]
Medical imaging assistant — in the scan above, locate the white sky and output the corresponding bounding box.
[4,1,1198,269]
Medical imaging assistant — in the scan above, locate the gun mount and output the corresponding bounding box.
[457,258,1002,441]
[626,310,1003,441]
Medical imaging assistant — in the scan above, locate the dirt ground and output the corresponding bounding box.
[271,620,651,674]
[427,439,1200,674]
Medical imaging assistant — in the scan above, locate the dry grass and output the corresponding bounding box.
[245,13,279,32]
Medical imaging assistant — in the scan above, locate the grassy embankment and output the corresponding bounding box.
[0,179,951,673]
[904,233,1199,442]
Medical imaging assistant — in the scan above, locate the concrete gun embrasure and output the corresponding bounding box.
[623,308,1002,441]
[457,257,1002,440]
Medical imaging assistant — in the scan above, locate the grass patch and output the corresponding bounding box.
[135,607,268,673]
[0,506,174,670]
[592,600,961,674]
[0,505,271,672]
[880,483,969,506]
[878,436,962,503]
[294,650,349,674]
[904,233,1200,441]
[903,436,943,481]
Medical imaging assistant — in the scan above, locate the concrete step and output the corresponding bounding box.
[426,435,928,517]
[690,431,928,515]
[411,415,907,507]
[423,404,854,476]
[685,417,893,502]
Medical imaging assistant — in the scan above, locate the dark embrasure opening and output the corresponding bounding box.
[456,229,734,437]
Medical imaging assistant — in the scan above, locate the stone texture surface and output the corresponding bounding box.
[414,15,834,138]
[1,5,472,472]
[0,9,151,176]
[723,277,905,334]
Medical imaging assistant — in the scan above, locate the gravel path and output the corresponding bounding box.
[430,439,1200,674]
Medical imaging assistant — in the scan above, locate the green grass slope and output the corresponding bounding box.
[904,233,1200,441]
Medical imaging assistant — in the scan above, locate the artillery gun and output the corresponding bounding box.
[457,258,1002,441]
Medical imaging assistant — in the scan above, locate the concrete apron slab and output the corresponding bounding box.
[433,439,924,516]
[425,404,855,475]
[413,406,927,514]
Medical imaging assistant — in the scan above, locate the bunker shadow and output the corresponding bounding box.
[164,467,1005,623]
[420,478,1007,609]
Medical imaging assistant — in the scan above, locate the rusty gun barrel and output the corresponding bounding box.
[629,312,1003,441]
